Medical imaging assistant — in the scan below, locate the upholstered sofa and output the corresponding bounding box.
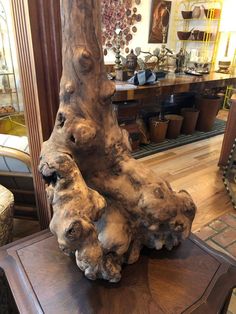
[0,134,37,219]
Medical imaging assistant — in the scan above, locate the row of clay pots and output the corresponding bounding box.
[149,96,222,143]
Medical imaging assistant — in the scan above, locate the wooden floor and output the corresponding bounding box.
[140,133,233,232]
[13,110,233,237]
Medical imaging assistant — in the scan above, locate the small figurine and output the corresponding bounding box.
[176,48,186,73]
[126,49,138,77]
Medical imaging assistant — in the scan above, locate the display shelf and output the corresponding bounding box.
[0,72,14,76]
[0,111,16,118]
[0,1,20,111]
[178,40,215,43]
[175,18,220,21]
[0,90,17,94]
[170,0,223,71]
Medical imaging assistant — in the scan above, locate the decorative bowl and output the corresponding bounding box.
[181,11,192,19]
[177,31,192,40]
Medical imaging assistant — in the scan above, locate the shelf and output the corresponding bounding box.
[177,40,215,43]
[0,72,14,76]
[0,90,17,95]
[176,18,220,21]
[0,111,23,118]
[0,112,17,118]
[172,0,222,73]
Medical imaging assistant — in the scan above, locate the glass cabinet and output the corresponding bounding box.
[0,0,20,117]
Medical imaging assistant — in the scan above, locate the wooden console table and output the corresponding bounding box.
[0,230,236,313]
[113,72,236,102]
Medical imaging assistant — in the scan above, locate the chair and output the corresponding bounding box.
[0,134,37,220]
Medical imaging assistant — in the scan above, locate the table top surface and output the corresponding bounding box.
[1,230,236,314]
[113,72,236,101]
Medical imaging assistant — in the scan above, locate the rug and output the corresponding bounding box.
[132,118,226,159]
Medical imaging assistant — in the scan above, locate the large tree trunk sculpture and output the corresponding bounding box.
[39,0,196,282]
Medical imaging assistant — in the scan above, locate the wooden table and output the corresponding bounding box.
[113,72,236,102]
[1,230,236,314]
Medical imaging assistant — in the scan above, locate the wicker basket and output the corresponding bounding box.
[0,185,14,246]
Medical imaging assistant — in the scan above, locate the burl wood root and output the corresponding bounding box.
[39,0,196,283]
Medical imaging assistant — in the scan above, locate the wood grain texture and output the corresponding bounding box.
[140,131,234,232]
[12,122,229,240]
[27,0,62,140]
[1,231,236,313]
[38,0,197,282]
[11,0,51,229]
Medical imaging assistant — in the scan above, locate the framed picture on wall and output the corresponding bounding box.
[149,0,172,44]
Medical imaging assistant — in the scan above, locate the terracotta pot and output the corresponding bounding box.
[196,96,222,132]
[165,114,184,139]
[149,118,169,143]
[181,108,199,134]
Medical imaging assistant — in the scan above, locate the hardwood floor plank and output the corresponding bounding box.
[140,133,235,232]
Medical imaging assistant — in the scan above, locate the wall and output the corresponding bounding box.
[104,0,176,64]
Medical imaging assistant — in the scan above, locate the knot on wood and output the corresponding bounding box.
[69,119,97,146]
[50,213,98,252]
[74,48,94,75]
[56,112,66,128]
[154,187,165,199]
[179,190,196,220]
[100,80,116,102]
[65,82,75,94]
[39,150,74,186]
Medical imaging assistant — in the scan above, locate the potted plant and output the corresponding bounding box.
[135,45,174,78]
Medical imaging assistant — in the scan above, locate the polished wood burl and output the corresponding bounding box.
[38,0,196,283]
[0,231,236,314]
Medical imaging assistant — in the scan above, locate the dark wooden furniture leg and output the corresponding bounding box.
[221,291,234,314]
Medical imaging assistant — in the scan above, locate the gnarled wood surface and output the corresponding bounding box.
[39,0,196,282]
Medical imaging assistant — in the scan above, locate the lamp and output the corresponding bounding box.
[217,0,236,73]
